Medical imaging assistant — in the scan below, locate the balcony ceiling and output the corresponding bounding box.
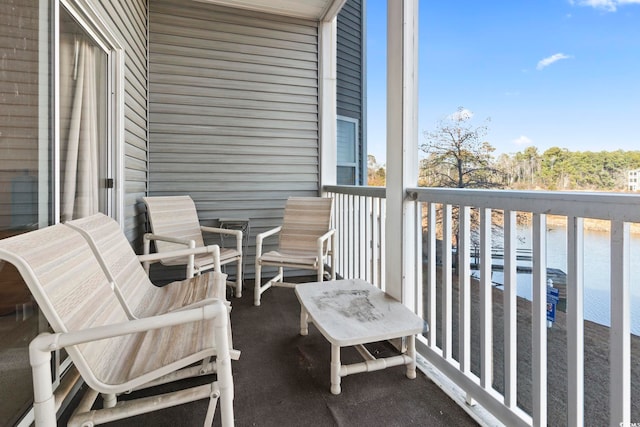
[193,0,346,21]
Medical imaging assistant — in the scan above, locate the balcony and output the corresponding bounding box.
[325,184,640,426]
[47,185,639,426]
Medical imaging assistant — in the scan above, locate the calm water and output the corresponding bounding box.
[482,224,640,335]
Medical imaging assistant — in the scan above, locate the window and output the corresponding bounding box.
[337,116,359,185]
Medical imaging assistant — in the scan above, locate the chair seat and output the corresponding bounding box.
[134,273,226,318]
[95,316,217,388]
[259,250,319,267]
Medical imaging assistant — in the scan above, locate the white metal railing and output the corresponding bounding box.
[325,185,640,427]
[324,185,386,290]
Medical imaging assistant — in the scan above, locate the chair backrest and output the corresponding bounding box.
[279,197,333,254]
[143,195,205,254]
[0,224,131,384]
[66,213,151,317]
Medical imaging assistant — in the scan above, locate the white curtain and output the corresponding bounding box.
[61,37,99,222]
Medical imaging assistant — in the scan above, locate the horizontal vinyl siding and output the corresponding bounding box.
[336,0,365,185]
[149,0,319,277]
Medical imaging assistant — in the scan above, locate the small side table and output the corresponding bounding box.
[218,218,250,284]
[295,279,426,394]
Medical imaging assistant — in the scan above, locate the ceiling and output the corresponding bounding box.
[193,0,347,21]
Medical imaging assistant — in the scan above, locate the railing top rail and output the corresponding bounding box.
[324,185,386,199]
[408,187,640,223]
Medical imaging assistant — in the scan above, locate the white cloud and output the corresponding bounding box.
[537,53,572,70]
[513,135,533,146]
[570,0,640,12]
[449,108,474,121]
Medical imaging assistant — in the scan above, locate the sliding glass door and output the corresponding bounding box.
[59,6,110,221]
[0,1,117,424]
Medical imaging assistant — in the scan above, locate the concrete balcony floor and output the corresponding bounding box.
[61,278,478,427]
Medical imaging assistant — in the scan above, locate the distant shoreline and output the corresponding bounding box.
[546,214,640,234]
[518,213,640,234]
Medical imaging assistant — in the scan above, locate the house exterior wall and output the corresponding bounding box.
[148,0,320,275]
[336,0,366,185]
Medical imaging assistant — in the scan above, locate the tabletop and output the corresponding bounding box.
[295,279,426,347]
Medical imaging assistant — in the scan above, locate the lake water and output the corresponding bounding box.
[477,224,640,335]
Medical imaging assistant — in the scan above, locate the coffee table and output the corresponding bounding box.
[295,279,426,394]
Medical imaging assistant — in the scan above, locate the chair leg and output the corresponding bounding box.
[254,262,262,306]
[30,337,56,427]
[235,257,242,298]
[102,393,117,408]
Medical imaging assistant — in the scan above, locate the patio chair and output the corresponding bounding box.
[66,213,239,357]
[143,195,244,297]
[254,196,335,306]
[0,224,234,426]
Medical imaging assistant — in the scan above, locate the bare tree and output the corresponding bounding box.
[420,107,503,188]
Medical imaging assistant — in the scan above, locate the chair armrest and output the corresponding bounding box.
[316,229,336,280]
[316,228,335,253]
[138,244,220,264]
[201,226,243,253]
[255,226,282,258]
[30,299,228,354]
[144,233,194,248]
[143,233,198,277]
[28,300,232,398]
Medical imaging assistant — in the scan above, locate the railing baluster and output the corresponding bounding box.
[480,207,492,389]
[427,202,436,347]
[414,201,423,316]
[364,196,371,283]
[442,204,453,360]
[567,216,584,426]
[610,220,630,427]
[380,199,386,292]
[359,195,366,280]
[459,205,471,374]
[532,213,547,427]
[504,210,517,408]
[372,198,379,287]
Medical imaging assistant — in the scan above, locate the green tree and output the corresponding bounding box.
[367,155,386,186]
[420,107,503,188]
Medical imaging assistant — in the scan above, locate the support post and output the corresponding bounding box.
[385,0,419,304]
[319,19,338,191]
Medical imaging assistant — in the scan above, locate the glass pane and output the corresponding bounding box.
[337,118,357,164]
[337,166,356,185]
[0,0,51,424]
[59,8,108,221]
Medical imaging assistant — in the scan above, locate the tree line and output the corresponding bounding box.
[496,146,640,191]
[369,108,640,191]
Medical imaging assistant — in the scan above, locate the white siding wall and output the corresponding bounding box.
[148,0,320,276]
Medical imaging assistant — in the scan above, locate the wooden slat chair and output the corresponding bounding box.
[0,224,234,426]
[143,195,244,298]
[254,197,336,306]
[66,213,239,358]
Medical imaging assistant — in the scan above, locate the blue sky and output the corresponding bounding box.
[366,0,640,163]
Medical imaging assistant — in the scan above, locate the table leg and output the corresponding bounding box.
[330,344,341,395]
[300,306,309,336]
[406,335,416,379]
